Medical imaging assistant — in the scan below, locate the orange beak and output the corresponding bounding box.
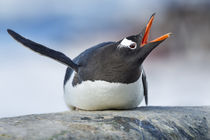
[141,14,171,47]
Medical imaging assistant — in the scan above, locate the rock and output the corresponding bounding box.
[0,106,210,140]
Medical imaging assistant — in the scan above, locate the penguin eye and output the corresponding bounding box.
[129,43,136,49]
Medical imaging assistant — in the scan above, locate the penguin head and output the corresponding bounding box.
[115,13,171,66]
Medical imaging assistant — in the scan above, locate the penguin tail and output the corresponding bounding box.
[7,29,79,72]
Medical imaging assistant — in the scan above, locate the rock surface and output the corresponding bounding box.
[0,106,210,140]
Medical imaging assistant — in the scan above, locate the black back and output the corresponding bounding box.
[64,41,142,86]
[64,42,114,85]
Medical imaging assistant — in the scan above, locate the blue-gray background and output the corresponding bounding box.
[1,0,210,118]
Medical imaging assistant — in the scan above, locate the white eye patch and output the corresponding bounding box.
[118,38,137,49]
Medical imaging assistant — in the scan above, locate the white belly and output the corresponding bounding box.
[64,72,144,110]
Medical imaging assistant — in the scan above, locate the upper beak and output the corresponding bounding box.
[140,13,171,47]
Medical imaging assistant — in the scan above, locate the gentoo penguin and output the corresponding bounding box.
[7,14,171,110]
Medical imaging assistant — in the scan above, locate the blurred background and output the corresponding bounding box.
[0,0,210,118]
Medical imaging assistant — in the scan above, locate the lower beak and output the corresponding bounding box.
[140,13,171,47]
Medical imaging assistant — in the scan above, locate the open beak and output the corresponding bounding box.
[140,13,171,47]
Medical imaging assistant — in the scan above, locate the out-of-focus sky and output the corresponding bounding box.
[0,0,210,118]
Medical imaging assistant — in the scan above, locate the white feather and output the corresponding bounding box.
[118,38,136,49]
[64,72,144,110]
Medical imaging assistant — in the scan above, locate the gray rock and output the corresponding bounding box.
[0,106,210,140]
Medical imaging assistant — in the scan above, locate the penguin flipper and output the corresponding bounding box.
[142,69,148,105]
[7,29,78,72]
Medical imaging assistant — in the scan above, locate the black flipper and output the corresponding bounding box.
[142,69,148,105]
[7,29,79,72]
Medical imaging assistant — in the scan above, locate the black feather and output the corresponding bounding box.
[7,29,78,72]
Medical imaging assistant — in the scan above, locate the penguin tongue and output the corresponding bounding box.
[141,14,171,47]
